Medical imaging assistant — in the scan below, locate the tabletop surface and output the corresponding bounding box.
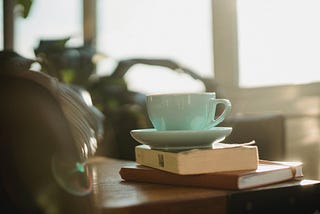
[88,157,320,214]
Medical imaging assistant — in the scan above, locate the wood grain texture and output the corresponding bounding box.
[87,157,320,214]
[88,157,228,213]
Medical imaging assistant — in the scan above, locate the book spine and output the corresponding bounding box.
[136,146,259,175]
[119,167,239,190]
[179,147,258,174]
[135,147,179,173]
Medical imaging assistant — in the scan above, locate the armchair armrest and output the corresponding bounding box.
[221,114,286,160]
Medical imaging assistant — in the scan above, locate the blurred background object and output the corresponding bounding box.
[33,38,220,160]
[0,50,103,212]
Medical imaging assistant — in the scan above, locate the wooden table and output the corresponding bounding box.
[88,157,320,214]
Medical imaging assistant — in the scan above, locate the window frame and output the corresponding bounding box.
[212,0,320,117]
[3,0,15,49]
[2,0,96,50]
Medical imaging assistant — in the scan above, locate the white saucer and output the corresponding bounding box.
[130,127,232,151]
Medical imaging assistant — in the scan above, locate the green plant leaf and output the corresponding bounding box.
[61,69,76,83]
[17,0,33,18]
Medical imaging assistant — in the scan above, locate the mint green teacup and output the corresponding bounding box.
[147,92,231,131]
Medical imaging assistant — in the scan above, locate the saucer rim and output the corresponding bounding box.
[130,127,232,151]
[130,126,232,134]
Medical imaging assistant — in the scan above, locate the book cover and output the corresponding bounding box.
[119,160,303,190]
[135,144,259,175]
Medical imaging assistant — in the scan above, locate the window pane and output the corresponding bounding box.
[15,0,83,58]
[237,0,320,87]
[97,0,213,94]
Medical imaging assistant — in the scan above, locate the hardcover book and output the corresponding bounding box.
[135,143,259,175]
[119,160,303,190]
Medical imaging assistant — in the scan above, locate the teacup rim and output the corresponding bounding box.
[147,92,216,97]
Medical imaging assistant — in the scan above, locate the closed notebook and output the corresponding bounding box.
[119,160,303,190]
[135,144,259,175]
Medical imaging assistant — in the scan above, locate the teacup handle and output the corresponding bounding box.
[207,98,231,128]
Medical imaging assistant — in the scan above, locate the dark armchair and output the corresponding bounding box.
[222,113,286,160]
[0,59,102,213]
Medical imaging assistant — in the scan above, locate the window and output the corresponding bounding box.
[14,0,83,58]
[8,1,213,94]
[8,1,320,90]
[96,0,213,94]
[237,0,320,88]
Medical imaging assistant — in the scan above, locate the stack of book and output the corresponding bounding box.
[120,142,303,190]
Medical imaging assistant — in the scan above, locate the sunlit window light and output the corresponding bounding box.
[237,0,320,87]
[96,0,213,94]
